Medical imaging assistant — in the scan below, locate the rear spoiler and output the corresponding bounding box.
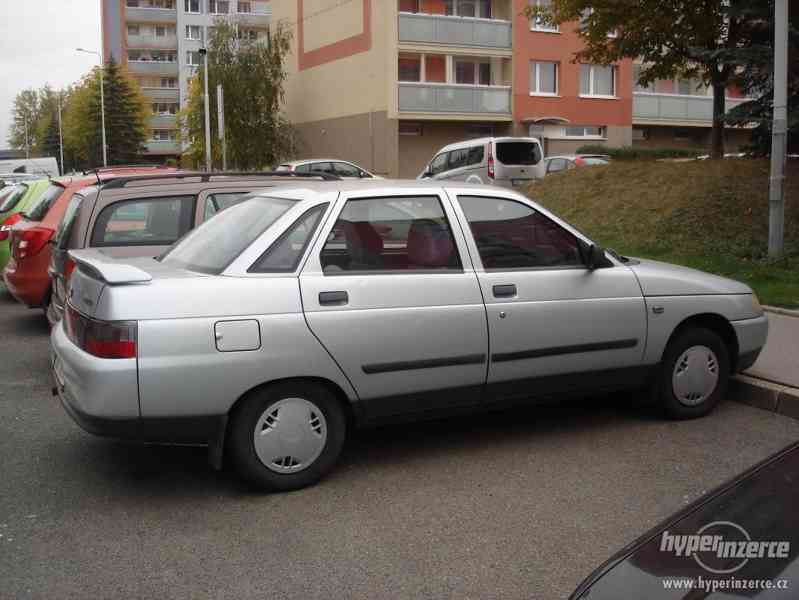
[68,249,152,284]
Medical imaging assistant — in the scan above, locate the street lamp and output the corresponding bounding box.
[199,47,212,172]
[76,47,108,167]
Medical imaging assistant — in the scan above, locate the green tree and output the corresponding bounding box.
[181,20,297,170]
[526,0,754,158]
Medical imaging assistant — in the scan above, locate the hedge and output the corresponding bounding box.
[575,145,706,160]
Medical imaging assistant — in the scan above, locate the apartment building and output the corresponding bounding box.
[101,0,271,158]
[272,0,751,178]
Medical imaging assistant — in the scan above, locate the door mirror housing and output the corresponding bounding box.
[420,170,433,179]
[581,241,612,270]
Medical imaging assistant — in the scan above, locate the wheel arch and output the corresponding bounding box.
[662,313,740,373]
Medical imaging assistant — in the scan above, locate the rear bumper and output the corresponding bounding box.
[3,258,50,307]
[732,313,769,372]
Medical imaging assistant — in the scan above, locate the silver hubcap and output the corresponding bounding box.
[672,345,719,406]
[253,398,327,474]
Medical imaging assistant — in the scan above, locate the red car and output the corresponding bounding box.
[3,167,176,311]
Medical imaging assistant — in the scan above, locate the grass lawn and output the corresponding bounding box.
[527,159,799,308]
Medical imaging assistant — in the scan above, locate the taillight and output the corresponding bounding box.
[64,303,137,359]
[14,226,54,259]
[487,145,495,179]
[574,157,584,167]
[64,257,76,282]
[0,213,22,241]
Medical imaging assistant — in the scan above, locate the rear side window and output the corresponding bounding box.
[320,196,461,273]
[203,192,249,221]
[495,142,542,166]
[294,164,311,173]
[91,195,196,247]
[249,204,328,273]
[24,183,65,220]
[0,184,28,213]
[54,194,83,249]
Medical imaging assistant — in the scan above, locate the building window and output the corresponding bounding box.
[529,61,558,95]
[155,25,166,37]
[444,0,491,18]
[632,64,652,92]
[127,0,140,6]
[151,102,178,115]
[632,127,648,141]
[209,0,229,13]
[455,59,491,85]
[237,28,259,40]
[580,8,617,37]
[398,55,421,82]
[127,24,140,36]
[580,64,616,97]
[184,0,200,12]
[186,51,202,66]
[186,25,202,40]
[562,126,606,138]
[161,77,177,88]
[151,129,177,142]
[237,1,251,13]
[398,0,419,12]
[530,0,558,32]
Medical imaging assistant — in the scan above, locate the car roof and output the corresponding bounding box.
[437,137,542,153]
[281,159,358,166]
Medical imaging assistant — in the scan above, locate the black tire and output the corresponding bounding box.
[657,327,730,419]
[227,381,347,492]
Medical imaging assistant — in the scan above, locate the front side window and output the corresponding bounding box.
[203,192,249,221]
[91,196,195,247]
[448,148,470,170]
[161,196,295,274]
[428,152,449,175]
[309,162,335,175]
[580,64,616,97]
[458,196,583,269]
[320,196,461,273]
[530,61,558,95]
[24,183,65,221]
[249,204,328,273]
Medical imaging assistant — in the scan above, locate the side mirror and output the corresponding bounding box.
[420,170,433,179]
[582,242,611,270]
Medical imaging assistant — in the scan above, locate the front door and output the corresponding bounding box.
[300,191,488,420]
[451,193,647,401]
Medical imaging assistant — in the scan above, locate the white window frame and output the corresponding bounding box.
[454,57,492,86]
[237,1,252,13]
[151,129,177,142]
[529,61,558,96]
[558,126,606,139]
[185,25,202,40]
[186,50,201,66]
[184,0,200,13]
[127,24,140,36]
[580,64,617,99]
[530,0,559,33]
[209,0,229,14]
[444,0,492,19]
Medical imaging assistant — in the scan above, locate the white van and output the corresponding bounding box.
[417,137,545,188]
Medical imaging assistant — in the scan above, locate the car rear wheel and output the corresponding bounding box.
[227,381,346,491]
[657,327,729,419]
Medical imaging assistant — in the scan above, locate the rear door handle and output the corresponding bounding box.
[493,284,517,298]
[319,291,348,305]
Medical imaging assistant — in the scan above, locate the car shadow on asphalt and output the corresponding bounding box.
[2,310,50,337]
[77,392,656,497]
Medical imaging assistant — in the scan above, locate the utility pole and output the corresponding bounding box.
[217,84,227,171]
[57,93,65,175]
[23,115,30,159]
[200,47,212,172]
[76,48,108,167]
[768,0,788,259]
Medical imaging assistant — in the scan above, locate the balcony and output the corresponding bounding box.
[144,140,180,155]
[149,114,177,128]
[633,93,750,125]
[125,7,176,23]
[398,82,511,116]
[128,60,179,76]
[127,34,177,50]
[141,87,179,101]
[398,13,512,49]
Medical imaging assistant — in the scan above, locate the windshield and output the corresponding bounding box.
[496,142,542,166]
[0,183,28,213]
[160,195,296,274]
[23,183,65,220]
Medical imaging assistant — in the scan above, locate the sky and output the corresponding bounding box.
[0,0,101,148]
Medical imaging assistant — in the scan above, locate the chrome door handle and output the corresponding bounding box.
[319,291,348,305]
[493,284,517,298]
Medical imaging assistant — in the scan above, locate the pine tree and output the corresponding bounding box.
[102,59,149,164]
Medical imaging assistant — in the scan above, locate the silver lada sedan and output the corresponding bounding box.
[51,181,768,491]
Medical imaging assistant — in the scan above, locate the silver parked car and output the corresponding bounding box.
[51,181,768,491]
[276,159,381,179]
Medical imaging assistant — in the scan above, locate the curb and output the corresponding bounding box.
[764,305,799,318]
[730,374,799,419]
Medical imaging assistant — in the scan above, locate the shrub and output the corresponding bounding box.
[575,145,706,160]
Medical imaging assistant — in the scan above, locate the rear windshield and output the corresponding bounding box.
[496,142,542,166]
[54,194,84,249]
[160,195,296,275]
[0,184,28,213]
[24,183,65,220]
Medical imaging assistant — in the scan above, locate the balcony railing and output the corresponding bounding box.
[398,12,512,49]
[128,60,179,75]
[127,34,177,50]
[633,92,750,124]
[141,87,179,101]
[398,82,511,115]
[125,7,177,23]
[150,114,178,128]
[144,140,180,154]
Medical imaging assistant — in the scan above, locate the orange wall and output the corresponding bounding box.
[512,0,632,127]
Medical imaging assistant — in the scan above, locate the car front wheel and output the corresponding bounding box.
[657,327,730,419]
[228,382,347,491]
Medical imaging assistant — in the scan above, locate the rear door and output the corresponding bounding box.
[87,194,196,258]
[494,140,545,185]
[299,189,488,420]
[451,191,647,402]
[50,193,84,313]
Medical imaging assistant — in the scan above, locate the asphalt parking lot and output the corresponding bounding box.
[2,285,799,600]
